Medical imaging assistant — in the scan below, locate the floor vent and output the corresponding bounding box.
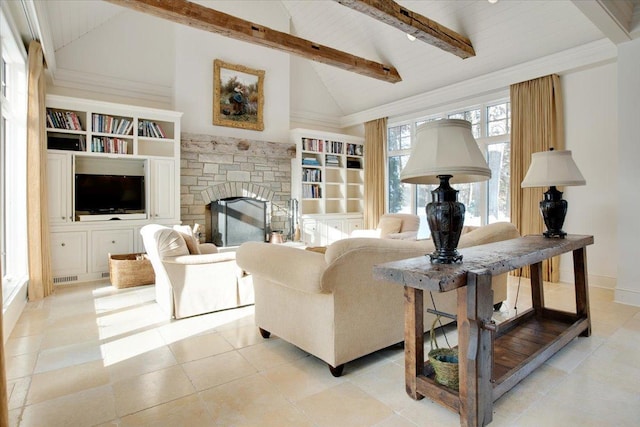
[53,275,78,284]
[101,272,111,278]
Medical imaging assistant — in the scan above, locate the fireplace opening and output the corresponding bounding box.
[210,197,270,247]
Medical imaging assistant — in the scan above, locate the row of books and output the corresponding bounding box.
[326,141,343,154]
[47,109,83,131]
[301,138,324,152]
[139,120,167,138]
[302,168,322,182]
[91,137,129,154]
[302,184,322,199]
[93,114,134,135]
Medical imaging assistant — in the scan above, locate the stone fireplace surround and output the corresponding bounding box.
[180,133,295,243]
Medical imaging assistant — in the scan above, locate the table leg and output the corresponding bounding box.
[458,271,494,427]
[573,247,591,337]
[530,261,545,313]
[404,286,424,400]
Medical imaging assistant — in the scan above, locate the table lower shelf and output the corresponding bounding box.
[415,310,590,411]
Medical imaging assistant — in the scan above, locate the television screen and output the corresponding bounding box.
[75,174,145,214]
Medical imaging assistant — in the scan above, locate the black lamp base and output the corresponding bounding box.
[426,175,465,264]
[540,186,567,238]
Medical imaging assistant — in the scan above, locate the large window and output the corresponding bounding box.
[387,100,510,238]
[1,8,28,305]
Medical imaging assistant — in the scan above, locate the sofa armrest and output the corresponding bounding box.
[350,229,380,238]
[163,252,236,265]
[236,242,328,293]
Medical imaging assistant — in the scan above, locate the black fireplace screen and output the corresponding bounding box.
[211,197,269,247]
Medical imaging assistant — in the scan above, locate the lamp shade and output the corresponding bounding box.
[521,150,586,188]
[400,119,491,184]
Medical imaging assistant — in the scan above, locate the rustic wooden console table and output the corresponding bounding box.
[373,235,593,427]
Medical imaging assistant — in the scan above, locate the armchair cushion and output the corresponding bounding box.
[173,225,201,254]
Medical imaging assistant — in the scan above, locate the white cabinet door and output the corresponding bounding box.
[302,218,322,246]
[47,153,72,224]
[324,219,345,245]
[150,159,176,220]
[91,229,134,273]
[51,231,87,277]
[345,218,364,236]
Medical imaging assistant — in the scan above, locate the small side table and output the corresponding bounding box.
[374,235,593,427]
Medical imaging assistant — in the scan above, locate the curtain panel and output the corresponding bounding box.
[363,118,387,229]
[510,74,564,282]
[26,40,54,300]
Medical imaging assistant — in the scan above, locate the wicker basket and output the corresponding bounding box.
[109,253,155,289]
[428,316,459,390]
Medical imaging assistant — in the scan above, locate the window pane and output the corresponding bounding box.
[387,124,411,151]
[487,102,511,137]
[449,109,481,138]
[416,184,435,238]
[455,182,482,226]
[388,155,411,213]
[487,142,510,223]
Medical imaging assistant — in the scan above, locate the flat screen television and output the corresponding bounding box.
[75,174,145,214]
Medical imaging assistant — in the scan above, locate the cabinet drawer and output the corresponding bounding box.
[91,229,134,273]
[51,232,87,277]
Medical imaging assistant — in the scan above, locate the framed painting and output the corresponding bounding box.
[213,59,265,131]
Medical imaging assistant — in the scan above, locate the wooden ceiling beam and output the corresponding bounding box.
[104,0,402,83]
[334,0,475,59]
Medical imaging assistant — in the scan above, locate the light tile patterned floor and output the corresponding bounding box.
[5,277,640,426]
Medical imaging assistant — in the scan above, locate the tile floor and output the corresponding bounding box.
[4,277,640,427]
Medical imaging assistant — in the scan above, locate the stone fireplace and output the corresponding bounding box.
[180,133,295,243]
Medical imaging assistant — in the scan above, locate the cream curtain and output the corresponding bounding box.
[510,74,564,282]
[363,118,387,229]
[26,41,53,300]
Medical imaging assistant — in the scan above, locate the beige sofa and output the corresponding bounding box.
[351,213,421,240]
[236,221,520,376]
[141,224,254,319]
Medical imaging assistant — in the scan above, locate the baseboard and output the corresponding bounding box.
[614,288,640,307]
[559,269,617,289]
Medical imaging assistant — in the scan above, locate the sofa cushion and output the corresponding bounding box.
[377,216,403,237]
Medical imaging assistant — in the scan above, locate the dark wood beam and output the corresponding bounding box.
[334,0,475,59]
[104,0,402,83]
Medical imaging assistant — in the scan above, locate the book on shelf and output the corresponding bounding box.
[325,154,339,166]
[301,138,324,152]
[302,168,322,182]
[138,120,167,138]
[91,137,129,154]
[302,157,320,166]
[46,109,83,131]
[302,184,322,198]
[92,114,133,135]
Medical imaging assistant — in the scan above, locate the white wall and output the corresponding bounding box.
[616,38,640,306]
[48,11,175,109]
[560,62,618,288]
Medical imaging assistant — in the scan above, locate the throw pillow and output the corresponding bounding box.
[305,246,327,254]
[377,217,403,237]
[173,225,201,255]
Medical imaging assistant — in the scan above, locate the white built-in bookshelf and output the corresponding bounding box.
[291,129,364,245]
[46,95,182,284]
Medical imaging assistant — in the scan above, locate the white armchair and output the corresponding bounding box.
[140,224,254,319]
[351,213,420,240]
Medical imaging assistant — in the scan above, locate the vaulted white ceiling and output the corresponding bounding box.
[35,0,640,125]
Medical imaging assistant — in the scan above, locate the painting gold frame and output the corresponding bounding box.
[213,59,265,131]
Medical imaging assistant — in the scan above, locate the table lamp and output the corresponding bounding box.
[521,148,586,238]
[400,119,491,263]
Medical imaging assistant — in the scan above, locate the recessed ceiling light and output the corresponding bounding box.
[406,34,416,42]
[488,0,499,4]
